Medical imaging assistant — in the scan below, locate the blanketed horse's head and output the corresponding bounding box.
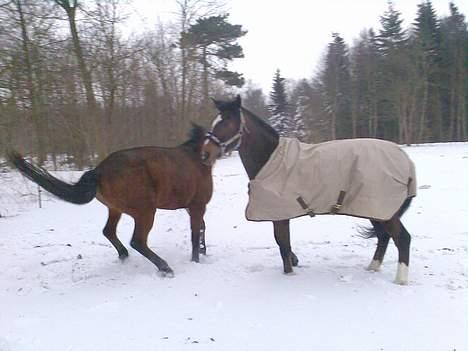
[201,95,243,166]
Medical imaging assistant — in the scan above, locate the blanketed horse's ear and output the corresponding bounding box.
[235,94,242,107]
[211,97,222,110]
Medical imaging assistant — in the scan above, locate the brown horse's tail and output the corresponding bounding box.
[7,150,97,205]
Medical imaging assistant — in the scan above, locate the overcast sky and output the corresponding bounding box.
[128,0,467,91]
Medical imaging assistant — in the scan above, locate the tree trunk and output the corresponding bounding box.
[418,77,429,143]
[55,0,102,160]
[15,0,46,163]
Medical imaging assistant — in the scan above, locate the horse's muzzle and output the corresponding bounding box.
[201,151,212,166]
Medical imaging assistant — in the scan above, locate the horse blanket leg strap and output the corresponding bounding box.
[330,190,346,214]
[296,196,315,217]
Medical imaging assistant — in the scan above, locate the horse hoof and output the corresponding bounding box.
[393,278,408,285]
[191,256,200,263]
[159,267,175,278]
[291,254,299,267]
[118,254,129,261]
[160,271,175,278]
[284,270,296,276]
[366,260,381,272]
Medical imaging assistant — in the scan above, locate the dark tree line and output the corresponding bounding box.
[1,0,466,171]
[264,1,467,144]
[0,0,245,167]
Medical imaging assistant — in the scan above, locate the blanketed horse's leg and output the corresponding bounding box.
[367,220,390,272]
[382,217,411,285]
[130,211,173,276]
[188,204,206,263]
[103,208,128,260]
[273,220,295,274]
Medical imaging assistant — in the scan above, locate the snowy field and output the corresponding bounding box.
[0,143,467,351]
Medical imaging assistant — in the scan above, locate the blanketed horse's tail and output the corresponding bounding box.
[359,197,413,239]
[7,150,97,205]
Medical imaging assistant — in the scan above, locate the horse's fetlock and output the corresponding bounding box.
[130,240,141,250]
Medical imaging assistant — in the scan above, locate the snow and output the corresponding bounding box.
[0,143,467,351]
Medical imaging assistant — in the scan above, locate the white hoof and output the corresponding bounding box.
[394,263,408,285]
[366,259,382,272]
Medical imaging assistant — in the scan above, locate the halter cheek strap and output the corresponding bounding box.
[205,110,247,156]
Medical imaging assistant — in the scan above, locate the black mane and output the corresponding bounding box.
[182,123,207,149]
[241,107,279,138]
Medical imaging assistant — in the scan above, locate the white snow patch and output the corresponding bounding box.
[0,142,467,351]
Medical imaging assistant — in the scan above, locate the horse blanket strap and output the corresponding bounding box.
[296,196,316,217]
[245,138,417,222]
[330,191,346,214]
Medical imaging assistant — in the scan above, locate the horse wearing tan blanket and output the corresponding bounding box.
[201,96,416,285]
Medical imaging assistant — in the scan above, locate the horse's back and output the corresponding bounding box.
[95,146,211,214]
[246,137,416,221]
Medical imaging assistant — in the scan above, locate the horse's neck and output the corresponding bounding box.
[239,114,279,180]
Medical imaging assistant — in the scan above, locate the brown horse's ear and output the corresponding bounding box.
[235,94,242,107]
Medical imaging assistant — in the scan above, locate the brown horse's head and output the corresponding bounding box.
[201,95,243,166]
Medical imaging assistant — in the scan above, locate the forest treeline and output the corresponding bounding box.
[0,0,466,168]
[265,1,467,145]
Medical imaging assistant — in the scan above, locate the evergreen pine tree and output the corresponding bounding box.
[290,79,312,141]
[322,33,351,139]
[439,2,467,141]
[350,29,380,138]
[376,1,409,141]
[412,0,441,141]
[377,1,407,55]
[181,14,247,104]
[268,69,293,136]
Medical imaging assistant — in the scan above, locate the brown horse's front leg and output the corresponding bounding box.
[199,220,207,255]
[189,204,206,263]
[273,220,294,274]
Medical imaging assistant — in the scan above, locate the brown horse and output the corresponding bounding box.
[201,96,415,285]
[8,125,212,276]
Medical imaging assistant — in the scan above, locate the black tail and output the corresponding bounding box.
[358,222,386,239]
[359,197,413,239]
[7,150,97,205]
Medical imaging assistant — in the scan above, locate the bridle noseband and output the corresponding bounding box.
[205,110,247,157]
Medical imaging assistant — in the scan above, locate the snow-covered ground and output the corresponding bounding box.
[0,143,467,351]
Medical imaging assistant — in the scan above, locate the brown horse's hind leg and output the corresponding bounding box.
[188,204,206,263]
[130,211,173,276]
[103,208,128,260]
[381,217,411,285]
[367,220,390,272]
[273,220,298,274]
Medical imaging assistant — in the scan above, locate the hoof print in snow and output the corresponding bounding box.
[339,275,353,282]
[76,254,83,260]
[418,184,431,190]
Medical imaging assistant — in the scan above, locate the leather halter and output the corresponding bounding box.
[205,110,247,157]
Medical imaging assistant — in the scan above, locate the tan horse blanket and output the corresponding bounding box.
[245,138,416,222]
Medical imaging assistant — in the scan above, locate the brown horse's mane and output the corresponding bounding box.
[181,123,207,150]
